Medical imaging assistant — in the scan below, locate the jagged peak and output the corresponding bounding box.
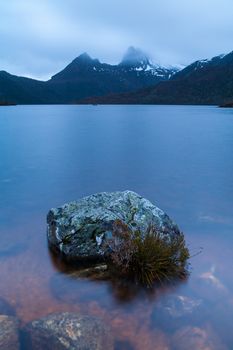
[51,52,101,80]
[75,52,92,61]
[120,46,152,67]
[71,52,100,65]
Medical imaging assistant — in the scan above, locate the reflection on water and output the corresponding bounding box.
[49,249,188,305]
[0,105,233,349]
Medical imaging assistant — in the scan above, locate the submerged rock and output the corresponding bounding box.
[23,312,113,350]
[47,190,181,261]
[151,294,202,332]
[155,294,202,318]
[172,325,227,350]
[65,264,109,280]
[0,315,19,350]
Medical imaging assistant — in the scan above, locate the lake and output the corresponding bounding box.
[0,105,233,349]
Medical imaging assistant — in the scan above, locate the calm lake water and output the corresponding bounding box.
[0,105,233,349]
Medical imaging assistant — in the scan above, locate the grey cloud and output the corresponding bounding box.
[0,0,233,79]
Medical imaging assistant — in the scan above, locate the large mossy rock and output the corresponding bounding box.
[23,312,113,350]
[47,190,181,261]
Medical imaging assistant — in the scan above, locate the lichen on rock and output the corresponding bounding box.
[47,190,181,262]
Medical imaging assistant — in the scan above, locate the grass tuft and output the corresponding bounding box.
[106,220,190,287]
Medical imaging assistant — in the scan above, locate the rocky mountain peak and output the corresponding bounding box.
[120,46,152,68]
[72,52,100,65]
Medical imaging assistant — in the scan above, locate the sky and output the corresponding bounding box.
[0,0,233,80]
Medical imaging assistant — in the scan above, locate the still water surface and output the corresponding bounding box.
[0,105,233,349]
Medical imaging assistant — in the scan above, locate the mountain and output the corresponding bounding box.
[0,71,60,104]
[119,46,177,78]
[47,47,178,103]
[0,47,178,104]
[5,47,233,106]
[81,51,233,105]
[120,46,151,67]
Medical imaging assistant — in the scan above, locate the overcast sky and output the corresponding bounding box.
[1,0,233,80]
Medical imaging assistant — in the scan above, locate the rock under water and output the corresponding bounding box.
[0,315,19,350]
[23,312,113,350]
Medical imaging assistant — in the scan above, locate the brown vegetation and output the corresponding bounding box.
[105,220,190,287]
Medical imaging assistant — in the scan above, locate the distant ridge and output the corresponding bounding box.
[79,50,233,105]
[0,47,177,104]
[1,48,233,105]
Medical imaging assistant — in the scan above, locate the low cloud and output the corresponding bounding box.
[1,0,233,79]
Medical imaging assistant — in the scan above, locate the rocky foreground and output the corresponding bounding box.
[0,298,113,350]
[0,293,228,350]
[0,191,187,349]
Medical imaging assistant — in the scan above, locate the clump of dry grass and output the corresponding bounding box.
[106,220,189,287]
